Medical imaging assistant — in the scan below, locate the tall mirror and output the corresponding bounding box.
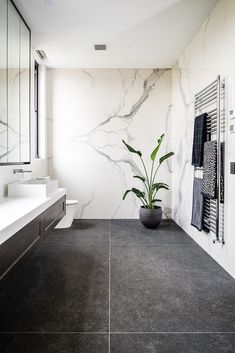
[20,17,30,162]
[0,0,31,165]
[8,0,20,163]
[0,0,8,163]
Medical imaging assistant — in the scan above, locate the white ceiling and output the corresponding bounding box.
[15,0,218,68]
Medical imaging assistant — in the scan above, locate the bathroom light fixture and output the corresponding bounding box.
[94,44,107,51]
[36,49,47,60]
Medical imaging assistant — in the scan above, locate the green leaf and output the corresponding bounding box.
[122,140,142,157]
[123,188,146,202]
[132,188,145,199]
[133,175,146,183]
[152,199,162,203]
[152,182,169,192]
[150,134,165,161]
[159,151,174,165]
[122,189,132,200]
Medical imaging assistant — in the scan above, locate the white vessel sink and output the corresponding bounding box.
[8,178,59,198]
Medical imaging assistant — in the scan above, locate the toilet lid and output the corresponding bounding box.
[66,199,78,205]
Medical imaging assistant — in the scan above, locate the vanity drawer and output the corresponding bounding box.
[42,196,66,233]
[0,217,41,279]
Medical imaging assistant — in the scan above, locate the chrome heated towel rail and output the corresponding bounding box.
[194,75,225,244]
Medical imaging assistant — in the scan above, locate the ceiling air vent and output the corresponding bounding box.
[94,44,107,51]
[36,49,47,60]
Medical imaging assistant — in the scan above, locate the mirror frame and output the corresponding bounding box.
[0,0,31,166]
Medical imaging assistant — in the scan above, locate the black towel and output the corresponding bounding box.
[220,142,225,204]
[192,113,207,167]
[202,141,217,199]
[202,198,210,233]
[191,177,204,231]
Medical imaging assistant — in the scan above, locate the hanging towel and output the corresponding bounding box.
[202,140,217,199]
[220,142,225,204]
[191,113,207,167]
[191,177,204,231]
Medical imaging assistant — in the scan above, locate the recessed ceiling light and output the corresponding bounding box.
[94,44,107,51]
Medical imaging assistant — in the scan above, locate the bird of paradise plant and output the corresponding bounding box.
[122,134,174,209]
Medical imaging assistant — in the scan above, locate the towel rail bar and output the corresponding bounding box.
[207,112,218,118]
[195,87,217,101]
[195,80,217,98]
[195,100,217,112]
[195,96,217,110]
[195,90,217,106]
[207,108,217,114]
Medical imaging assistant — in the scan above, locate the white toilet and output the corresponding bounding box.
[55,199,78,229]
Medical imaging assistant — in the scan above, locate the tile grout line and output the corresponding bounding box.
[111,243,193,246]
[109,331,235,335]
[0,331,234,335]
[108,220,111,353]
[0,331,107,335]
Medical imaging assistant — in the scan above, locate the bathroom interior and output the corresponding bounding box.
[0,0,235,352]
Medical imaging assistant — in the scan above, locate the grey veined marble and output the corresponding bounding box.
[47,69,173,219]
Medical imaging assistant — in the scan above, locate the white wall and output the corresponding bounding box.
[0,52,48,198]
[172,0,235,278]
[48,69,172,219]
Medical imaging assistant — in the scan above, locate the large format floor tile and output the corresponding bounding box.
[0,333,108,353]
[110,333,235,353]
[110,243,235,332]
[51,219,110,244]
[0,219,235,353]
[0,238,109,332]
[111,219,193,244]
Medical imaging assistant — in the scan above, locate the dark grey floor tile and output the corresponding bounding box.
[111,244,235,332]
[0,333,108,353]
[50,219,110,244]
[0,244,109,332]
[111,219,193,244]
[110,333,235,353]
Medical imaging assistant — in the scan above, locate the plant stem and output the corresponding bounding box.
[150,163,163,207]
[140,157,151,207]
[139,197,147,208]
[149,159,156,209]
[152,163,161,186]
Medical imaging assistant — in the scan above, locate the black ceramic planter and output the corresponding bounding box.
[139,206,162,229]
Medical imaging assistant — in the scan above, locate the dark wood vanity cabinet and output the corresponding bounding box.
[0,195,66,280]
[0,216,41,278]
[41,196,66,234]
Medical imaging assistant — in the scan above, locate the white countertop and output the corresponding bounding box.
[0,188,66,245]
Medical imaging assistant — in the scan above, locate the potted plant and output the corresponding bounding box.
[122,134,174,229]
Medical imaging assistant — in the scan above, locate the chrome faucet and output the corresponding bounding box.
[13,169,32,174]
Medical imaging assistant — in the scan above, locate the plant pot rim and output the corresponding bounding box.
[140,205,161,210]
